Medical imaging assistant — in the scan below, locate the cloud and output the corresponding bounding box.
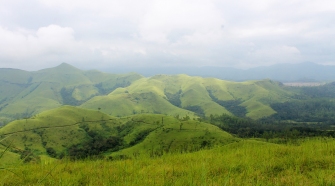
[248,45,301,66]
[0,25,85,69]
[0,0,334,70]
[139,0,224,43]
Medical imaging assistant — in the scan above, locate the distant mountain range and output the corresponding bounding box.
[1,63,335,126]
[106,62,335,82]
[0,63,295,124]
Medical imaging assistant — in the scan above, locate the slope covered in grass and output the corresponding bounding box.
[0,106,235,160]
[1,138,334,185]
[82,74,293,119]
[80,88,196,118]
[0,106,118,155]
[110,114,235,157]
[1,63,298,124]
[0,63,143,123]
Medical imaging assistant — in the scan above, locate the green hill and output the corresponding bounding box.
[0,106,235,160]
[82,75,293,119]
[0,64,297,124]
[112,114,236,157]
[0,64,143,124]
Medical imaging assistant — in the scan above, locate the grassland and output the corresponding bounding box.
[1,138,334,185]
[0,106,235,161]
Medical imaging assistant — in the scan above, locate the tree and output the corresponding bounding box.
[46,147,57,158]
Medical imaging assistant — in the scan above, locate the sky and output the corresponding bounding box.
[0,0,335,71]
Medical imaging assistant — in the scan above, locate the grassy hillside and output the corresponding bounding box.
[0,106,117,155]
[0,63,304,124]
[110,114,235,157]
[0,106,235,160]
[0,63,143,123]
[1,138,334,185]
[82,75,293,119]
[80,88,197,118]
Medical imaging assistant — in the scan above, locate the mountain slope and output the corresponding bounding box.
[0,63,299,124]
[82,74,292,119]
[0,63,143,124]
[0,106,235,159]
[112,114,236,157]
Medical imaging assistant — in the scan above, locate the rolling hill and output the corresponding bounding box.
[81,74,293,119]
[0,106,236,161]
[2,64,335,185]
[1,63,323,125]
[0,63,143,125]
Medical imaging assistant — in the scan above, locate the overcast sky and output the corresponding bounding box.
[1,0,335,71]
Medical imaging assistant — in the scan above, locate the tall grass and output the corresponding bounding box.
[0,136,23,182]
[1,138,335,185]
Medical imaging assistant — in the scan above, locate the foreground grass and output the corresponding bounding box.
[1,138,335,185]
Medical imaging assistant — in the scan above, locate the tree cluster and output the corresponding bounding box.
[205,114,335,140]
[269,99,335,122]
[207,90,247,117]
[68,131,124,160]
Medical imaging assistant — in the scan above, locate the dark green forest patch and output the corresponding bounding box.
[268,99,335,122]
[95,80,132,95]
[184,106,205,117]
[165,89,182,107]
[207,90,247,117]
[205,113,335,140]
[60,87,85,106]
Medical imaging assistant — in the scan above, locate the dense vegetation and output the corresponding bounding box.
[208,90,247,117]
[68,134,124,159]
[269,99,335,122]
[60,87,86,106]
[206,113,335,140]
[265,83,335,123]
[300,82,335,98]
